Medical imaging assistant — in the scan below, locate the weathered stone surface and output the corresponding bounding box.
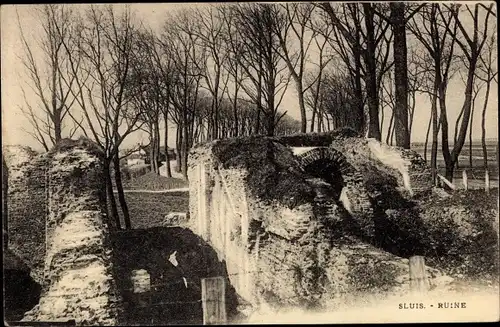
[329,137,433,198]
[187,134,453,313]
[163,212,188,227]
[3,153,8,248]
[13,138,124,326]
[3,145,48,284]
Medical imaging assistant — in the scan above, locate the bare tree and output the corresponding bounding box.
[439,3,495,181]
[408,4,459,183]
[127,30,163,175]
[230,3,291,136]
[219,5,248,137]
[161,9,204,178]
[318,3,397,139]
[193,5,230,140]
[17,5,80,151]
[371,3,425,148]
[63,5,143,229]
[465,77,484,168]
[272,3,317,133]
[476,29,498,171]
[305,13,334,133]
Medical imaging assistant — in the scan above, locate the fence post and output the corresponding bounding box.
[201,276,227,325]
[409,256,427,294]
[485,170,490,193]
[462,170,468,190]
[131,269,151,307]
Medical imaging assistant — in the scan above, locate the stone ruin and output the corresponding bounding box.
[187,129,454,312]
[3,139,122,325]
[3,130,497,324]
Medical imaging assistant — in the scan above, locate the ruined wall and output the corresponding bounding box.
[329,137,433,198]
[187,137,451,312]
[2,154,8,248]
[20,139,123,325]
[3,139,123,325]
[3,146,48,284]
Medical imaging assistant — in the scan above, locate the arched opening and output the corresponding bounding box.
[303,158,345,199]
[4,249,42,322]
[297,147,355,200]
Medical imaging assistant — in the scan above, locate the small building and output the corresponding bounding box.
[127,154,145,167]
[139,145,177,163]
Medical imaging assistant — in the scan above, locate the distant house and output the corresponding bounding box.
[127,153,145,167]
[139,145,177,163]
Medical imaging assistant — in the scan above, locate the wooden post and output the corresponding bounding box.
[485,170,490,193]
[409,256,427,294]
[201,277,227,325]
[462,170,468,190]
[437,174,456,190]
[131,269,151,308]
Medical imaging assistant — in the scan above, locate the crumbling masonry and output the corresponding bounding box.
[187,129,450,311]
[3,139,122,325]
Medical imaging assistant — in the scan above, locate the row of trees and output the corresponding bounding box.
[18,3,497,228]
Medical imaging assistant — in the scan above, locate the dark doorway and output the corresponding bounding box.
[303,158,345,199]
[109,227,239,325]
[3,268,41,321]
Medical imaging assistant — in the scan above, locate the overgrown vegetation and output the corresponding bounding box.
[372,188,499,281]
[213,137,316,208]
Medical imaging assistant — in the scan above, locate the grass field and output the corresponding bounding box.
[412,141,499,189]
[117,191,189,229]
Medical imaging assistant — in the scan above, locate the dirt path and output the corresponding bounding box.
[116,188,189,194]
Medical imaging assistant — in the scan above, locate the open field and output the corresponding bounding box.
[412,142,499,189]
[117,191,189,229]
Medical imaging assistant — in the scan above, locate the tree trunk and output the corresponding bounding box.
[431,90,439,184]
[391,2,410,149]
[155,120,161,173]
[113,154,131,229]
[255,109,261,135]
[439,84,454,182]
[296,79,307,133]
[386,109,394,144]
[353,46,365,133]
[424,108,432,162]
[469,101,474,168]
[233,84,239,137]
[443,61,477,182]
[176,125,182,173]
[452,63,477,161]
[310,107,316,132]
[181,117,189,180]
[363,4,381,141]
[164,111,172,178]
[2,156,8,249]
[266,111,275,137]
[104,161,120,230]
[53,110,62,145]
[481,75,492,170]
[148,124,156,173]
[317,110,322,133]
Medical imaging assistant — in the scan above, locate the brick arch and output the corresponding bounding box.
[296,147,363,186]
[297,147,375,236]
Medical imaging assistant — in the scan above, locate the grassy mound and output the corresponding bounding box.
[123,171,188,190]
[377,188,499,281]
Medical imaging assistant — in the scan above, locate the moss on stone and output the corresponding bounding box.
[211,137,316,209]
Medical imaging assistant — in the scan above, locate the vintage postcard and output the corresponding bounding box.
[2,2,499,325]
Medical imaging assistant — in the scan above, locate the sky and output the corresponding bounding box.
[1,3,498,152]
